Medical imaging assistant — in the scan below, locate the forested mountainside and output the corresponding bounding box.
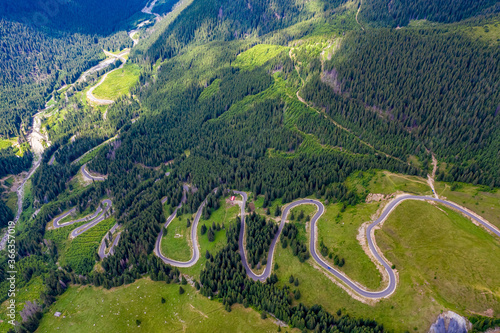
[0,0,148,159]
[2,0,500,331]
[151,0,179,16]
[360,0,500,27]
[0,148,32,179]
[0,0,147,34]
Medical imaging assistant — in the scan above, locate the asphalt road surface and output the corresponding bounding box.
[236,193,500,299]
[154,185,208,267]
[154,199,206,267]
[81,163,106,181]
[69,199,112,239]
[235,191,284,282]
[52,206,101,228]
[98,223,121,259]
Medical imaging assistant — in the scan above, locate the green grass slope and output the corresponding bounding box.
[181,197,240,277]
[36,278,283,333]
[273,199,500,332]
[435,181,500,229]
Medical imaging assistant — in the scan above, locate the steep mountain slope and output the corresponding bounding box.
[0,0,148,34]
[1,0,500,332]
[360,0,499,27]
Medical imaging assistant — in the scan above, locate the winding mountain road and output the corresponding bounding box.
[154,187,206,267]
[52,206,101,229]
[234,191,499,299]
[154,201,207,267]
[86,71,117,105]
[70,199,112,239]
[235,191,285,281]
[98,223,121,259]
[81,163,106,181]
[48,199,112,239]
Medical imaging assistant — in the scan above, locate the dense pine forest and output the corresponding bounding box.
[0,148,32,179]
[1,0,499,331]
[0,18,132,138]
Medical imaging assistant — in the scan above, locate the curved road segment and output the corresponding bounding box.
[98,223,121,259]
[235,190,290,282]
[152,187,499,299]
[48,199,112,239]
[236,192,500,299]
[86,50,128,105]
[154,199,206,267]
[70,199,112,238]
[52,206,102,228]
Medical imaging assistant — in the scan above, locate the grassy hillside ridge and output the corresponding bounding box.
[435,181,500,229]
[377,200,500,315]
[233,44,288,70]
[317,202,382,289]
[160,212,193,262]
[36,278,283,332]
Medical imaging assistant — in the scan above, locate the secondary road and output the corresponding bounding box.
[98,223,121,259]
[46,199,112,239]
[235,191,289,281]
[86,49,130,105]
[52,206,101,228]
[86,71,116,105]
[234,191,500,299]
[70,199,113,239]
[154,185,210,267]
[81,163,106,181]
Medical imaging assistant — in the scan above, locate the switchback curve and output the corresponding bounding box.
[154,186,207,267]
[235,192,499,299]
[98,223,122,259]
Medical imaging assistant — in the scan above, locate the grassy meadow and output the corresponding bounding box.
[36,278,283,333]
[161,211,193,262]
[92,63,140,100]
